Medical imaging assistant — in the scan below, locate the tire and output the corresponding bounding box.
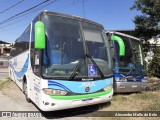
[23,80,31,103]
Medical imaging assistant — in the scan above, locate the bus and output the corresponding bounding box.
[106,31,148,93]
[9,11,114,111]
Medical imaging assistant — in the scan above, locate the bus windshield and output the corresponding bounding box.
[41,14,111,79]
[130,39,143,65]
[114,35,144,74]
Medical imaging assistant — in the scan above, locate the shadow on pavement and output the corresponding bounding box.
[38,102,111,119]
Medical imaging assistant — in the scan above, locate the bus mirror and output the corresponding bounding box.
[111,35,125,56]
[35,21,46,49]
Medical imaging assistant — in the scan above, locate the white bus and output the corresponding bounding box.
[9,11,113,111]
[106,31,148,93]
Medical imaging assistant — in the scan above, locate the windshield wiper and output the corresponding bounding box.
[119,63,135,75]
[69,54,105,80]
[69,54,86,80]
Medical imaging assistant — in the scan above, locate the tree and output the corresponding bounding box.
[148,46,160,77]
[131,0,160,78]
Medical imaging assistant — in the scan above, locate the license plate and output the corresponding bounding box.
[82,98,93,104]
[132,85,137,88]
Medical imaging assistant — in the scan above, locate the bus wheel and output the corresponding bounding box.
[23,80,31,103]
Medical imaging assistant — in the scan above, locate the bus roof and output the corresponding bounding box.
[106,31,141,42]
[34,10,103,28]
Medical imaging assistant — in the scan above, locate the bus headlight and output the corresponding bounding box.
[121,78,127,82]
[115,77,120,81]
[115,77,127,82]
[43,88,67,96]
[104,85,112,91]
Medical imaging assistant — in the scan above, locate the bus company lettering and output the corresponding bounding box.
[79,81,96,88]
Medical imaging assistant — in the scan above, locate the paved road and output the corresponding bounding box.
[0,74,110,120]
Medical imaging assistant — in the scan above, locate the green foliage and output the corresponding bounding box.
[131,0,160,39]
[148,46,160,78]
[131,0,160,77]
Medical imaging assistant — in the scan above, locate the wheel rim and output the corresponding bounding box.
[24,82,28,95]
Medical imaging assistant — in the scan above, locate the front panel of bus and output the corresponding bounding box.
[112,34,147,93]
[31,12,113,111]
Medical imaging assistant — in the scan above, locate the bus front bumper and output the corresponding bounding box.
[113,82,147,93]
[39,89,113,111]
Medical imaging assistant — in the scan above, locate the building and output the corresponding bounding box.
[0,40,12,68]
[0,40,12,56]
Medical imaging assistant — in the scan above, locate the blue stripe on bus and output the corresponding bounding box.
[9,55,29,80]
[114,73,144,82]
[48,78,113,94]
[48,81,72,92]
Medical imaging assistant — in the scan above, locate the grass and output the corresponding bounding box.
[91,91,160,120]
[0,79,11,96]
[71,91,160,120]
[106,91,160,111]
[0,79,11,90]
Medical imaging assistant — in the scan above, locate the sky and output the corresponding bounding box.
[0,0,141,43]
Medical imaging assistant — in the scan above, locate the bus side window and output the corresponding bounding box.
[10,48,16,57]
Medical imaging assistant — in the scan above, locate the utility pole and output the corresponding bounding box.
[82,0,86,18]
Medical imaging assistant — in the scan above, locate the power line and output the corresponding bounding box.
[0,0,55,26]
[49,0,85,15]
[82,0,86,18]
[0,0,77,28]
[0,0,61,29]
[0,0,58,29]
[0,0,86,29]
[0,0,88,42]
[0,0,25,14]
